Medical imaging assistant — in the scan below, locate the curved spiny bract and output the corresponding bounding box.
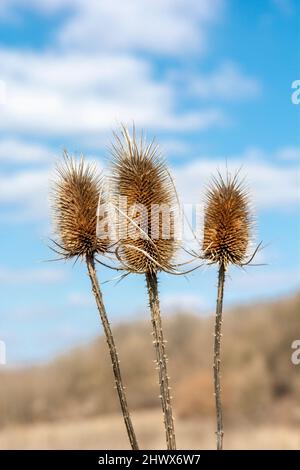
[52,155,109,259]
[202,173,252,268]
[110,127,177,274]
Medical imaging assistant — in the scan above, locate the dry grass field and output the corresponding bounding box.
[0,294,300,449]
[0,409,299,450]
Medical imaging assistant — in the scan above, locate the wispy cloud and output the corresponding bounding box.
[0,168,50,221]
[0,1,229,142]
[0,266,67,284]
[67,291,93,308]
[229,266,300,295]
[0,139,54,164]
[57,0,224,55]
[1,146,299,225]
[276,147,300,161]
[0,49,225,137]
[2,0,223,55]
[187,62,261,101]
[174,150,300,210]
[161,292,208,313]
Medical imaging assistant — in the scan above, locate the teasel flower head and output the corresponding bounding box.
[110,126,178,274]
[51,154,109,260]
[202,172,253,268]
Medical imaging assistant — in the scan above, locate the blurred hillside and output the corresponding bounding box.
[1,293,300,429]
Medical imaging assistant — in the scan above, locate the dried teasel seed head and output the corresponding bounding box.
[110,126,178,274]
[52,154,109,259]
[203,172,252,267]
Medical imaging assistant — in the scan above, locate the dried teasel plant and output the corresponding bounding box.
[202,171,260,450]
[51,154,139,450]
[109,126,179,450]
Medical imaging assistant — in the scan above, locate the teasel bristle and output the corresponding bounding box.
[110,126,178,274]
[51,154,109,259]
[51,153,139,450]
[203,172,252,268]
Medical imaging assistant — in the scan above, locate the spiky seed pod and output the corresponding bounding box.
[51,154,139,450]
[52,155,109,259]
[202,172,254,450]
[110,127,177,450]
[110,127,177,273]
[203,173,251,267]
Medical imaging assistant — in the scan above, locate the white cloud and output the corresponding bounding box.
[0,154,104,222]
[0,49,225,137]
[0,0,224,56]
[0,79,7,105]
[174,151,300,210]
[0,0,73,18]
[58,0,224,55]
[1,147,299,225]
[0,0,225,56]
[67,292,93,308]
[276,146,300,161]
[0,139,54,164]
[0,169,49,203]
[189,62,261,100]
[0,168,50,221]
[0,266,67,284]
[229,267,300,294]
[160,139,191,158]
[0,1,228,138]
[161,292,207,312]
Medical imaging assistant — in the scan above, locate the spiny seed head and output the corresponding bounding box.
[203,173,252,267]
[110,126,177,274]
[52,154,109,259]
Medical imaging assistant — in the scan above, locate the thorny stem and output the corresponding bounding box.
[214,262,226,450]
[86,255,139,450]
[146,271,176,450]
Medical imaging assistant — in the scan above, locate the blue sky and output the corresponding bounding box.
[0,0,299,365]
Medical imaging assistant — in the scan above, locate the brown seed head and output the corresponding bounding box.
[110,126,177,274]
[52,155,109,259]
[203,173,252,267]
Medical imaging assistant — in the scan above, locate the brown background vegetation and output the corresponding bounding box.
[0,293,300,448]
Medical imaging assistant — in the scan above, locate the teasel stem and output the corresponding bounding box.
[213,262,226,450]
[86,254,139,450]
[146,271,176,450]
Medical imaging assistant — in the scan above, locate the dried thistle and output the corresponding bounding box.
[110,126,177,450]
[51,154,139,450]
[52,155,109,259]
[110,127,178,274]
[202,172,255,450]
[203,173,251,267]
